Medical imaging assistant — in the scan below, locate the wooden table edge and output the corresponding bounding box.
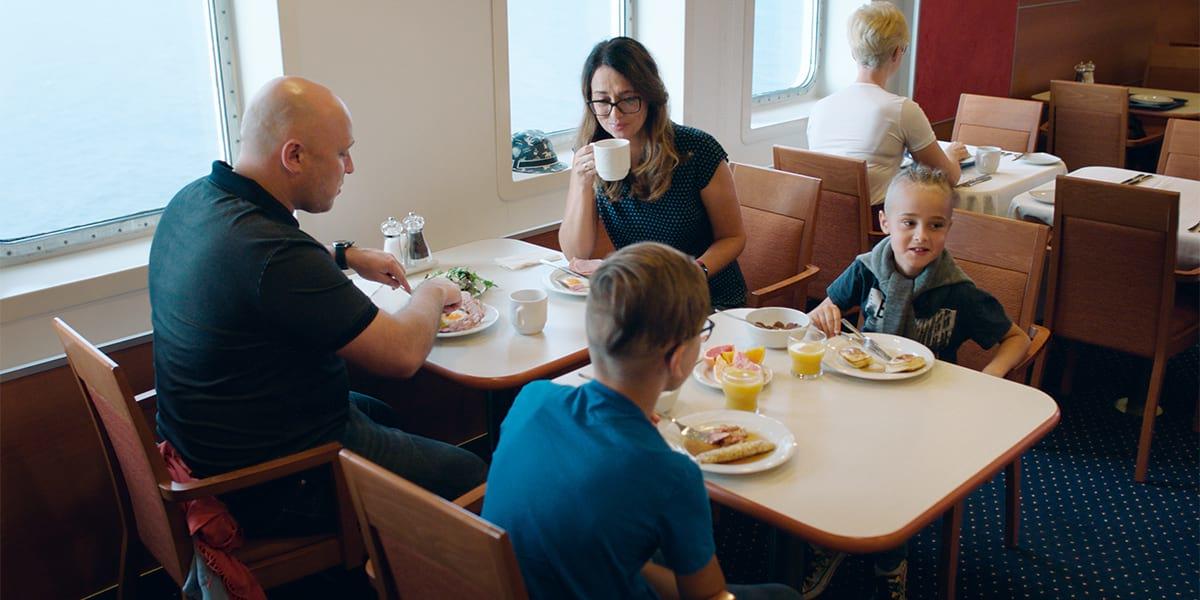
[421,349,591,390]
[705,403,1062,553]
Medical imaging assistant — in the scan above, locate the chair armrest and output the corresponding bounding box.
[750,265,820,300]
[1175,267,1200,282]
[454,482,487,515]
[1010,324,1050,374]
[159,442,343,503]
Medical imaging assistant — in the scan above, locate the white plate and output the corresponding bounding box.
[1029,187,1055,204]
[1130,94,1174,106]
[544,268,589,297]
[658,410,796,475]
[822,333,934,380]
[437,304,499,338]
[1020,152,1062,166]
[692,361,774,389]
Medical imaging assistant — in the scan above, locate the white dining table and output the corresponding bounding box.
[1007,166,1200,270]
[554,309,1060,599]
[940,141,1068,217]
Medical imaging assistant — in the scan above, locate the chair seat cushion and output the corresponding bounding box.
[235,534,337,564]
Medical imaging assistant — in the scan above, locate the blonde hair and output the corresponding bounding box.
[576,37,680,203]
[885,164,953,214]
[586,242,710,370]
[848,1,910,69]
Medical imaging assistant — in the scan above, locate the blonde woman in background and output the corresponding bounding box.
[807,1,967,211]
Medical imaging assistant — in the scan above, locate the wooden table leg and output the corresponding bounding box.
[1005,458,1021,548]
[939,502,963,600]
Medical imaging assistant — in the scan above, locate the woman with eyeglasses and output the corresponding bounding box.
[559,36,748,310]
[807,1,967,209]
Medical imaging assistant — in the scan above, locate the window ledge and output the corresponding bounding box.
[0,234,152,323]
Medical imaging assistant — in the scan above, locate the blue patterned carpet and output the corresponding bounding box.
[716,344,1199,599]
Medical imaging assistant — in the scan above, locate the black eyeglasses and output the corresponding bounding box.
[699,318,715,343]
[588,96,642,117]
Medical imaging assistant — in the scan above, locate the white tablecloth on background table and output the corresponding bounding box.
[1007,166,1200,270]
[944,142,1068,216]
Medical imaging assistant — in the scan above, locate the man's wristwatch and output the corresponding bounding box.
[696,258,709,277]
[333,240,355,270]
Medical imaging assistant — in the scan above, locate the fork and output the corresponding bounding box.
[840,319,894,361]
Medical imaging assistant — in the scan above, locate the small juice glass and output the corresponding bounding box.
[720,367,764,412]
[789,328,827,379]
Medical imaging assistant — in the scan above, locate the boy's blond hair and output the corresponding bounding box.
[848,1,910,69]
[586,242,710,372]
[884,164,953,215]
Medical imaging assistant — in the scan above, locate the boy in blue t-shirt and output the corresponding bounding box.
[803,165,1031,598]
[483,242,799,600]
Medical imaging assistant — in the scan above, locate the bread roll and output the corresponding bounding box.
[885,353,926,373]
[697,439,776,464]
[838,346,872,369]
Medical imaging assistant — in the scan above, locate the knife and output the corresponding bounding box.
[841,319,894,361]
[539,259,588,279]
[955,175,992,188]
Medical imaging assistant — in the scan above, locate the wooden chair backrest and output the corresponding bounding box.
[1045,176,1180,358]
[1144,43,1200,92]
[952,93,1044,153]
[339,451,527,600]
[51,318,193,585]
[771,146,870,303]
[1157,118,1200,180]
[1049,80,1129,169]
[730,162,822,308]
[943,210,1049,375]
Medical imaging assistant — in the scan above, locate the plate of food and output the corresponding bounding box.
[657,409,796,475]
[544,268,589,297]
[822,332,934,380]
[1028,185,1055,204]
[437,292,500,338]
[1130,94,1175,106]
[693,345,773,389]
[1019,152,1062,166]
[425,267,497,298]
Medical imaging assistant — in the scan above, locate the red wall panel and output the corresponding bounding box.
[913,0,1020,123]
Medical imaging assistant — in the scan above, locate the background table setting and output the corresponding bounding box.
[1007,166,1200,270]
[940,141,1067,217]
[1032,86,1200,120]
[555,308,1059,599]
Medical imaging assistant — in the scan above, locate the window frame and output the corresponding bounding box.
[748,0,821,106]
[492,0,633,201]
[0,0,242,266]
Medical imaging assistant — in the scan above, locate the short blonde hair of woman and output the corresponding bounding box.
[848,1,911,69]
[586,242,710,374]
[884,164,953,215]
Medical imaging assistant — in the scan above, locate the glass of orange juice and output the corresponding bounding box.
[789,328,827,379]
[720,367,764,412]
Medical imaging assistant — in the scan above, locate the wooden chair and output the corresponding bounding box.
[1048,80,1163,170]
[944,210,1053,549]
[772,146,873,307]
[1038,176,1198,482]
[1157,118,1200,180]
[339,450,526,600]
[729,162,821,308]
[52,318,363,597]
[952,93,1044,153]
[1144,43,1200,92]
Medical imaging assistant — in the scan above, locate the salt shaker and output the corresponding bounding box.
[381,216,404,263]
[1074,61,1095,84]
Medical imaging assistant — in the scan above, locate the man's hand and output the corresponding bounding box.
[346,247,410,292]
[417,276,464,307]
[809,297,843,337]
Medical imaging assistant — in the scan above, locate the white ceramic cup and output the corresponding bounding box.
[975,146,1002,175]
[509,289,548,335]
[593,139,631,181]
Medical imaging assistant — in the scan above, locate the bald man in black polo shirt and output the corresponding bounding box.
[149,77,486,536]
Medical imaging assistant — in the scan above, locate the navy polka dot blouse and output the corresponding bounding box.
[595,123,748,309]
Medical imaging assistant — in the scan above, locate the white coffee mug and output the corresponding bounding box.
[975,146,1002,175]
[593,139,631,181]
[509,289,548,335]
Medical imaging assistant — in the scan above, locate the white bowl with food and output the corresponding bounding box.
[743,307,810,348]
